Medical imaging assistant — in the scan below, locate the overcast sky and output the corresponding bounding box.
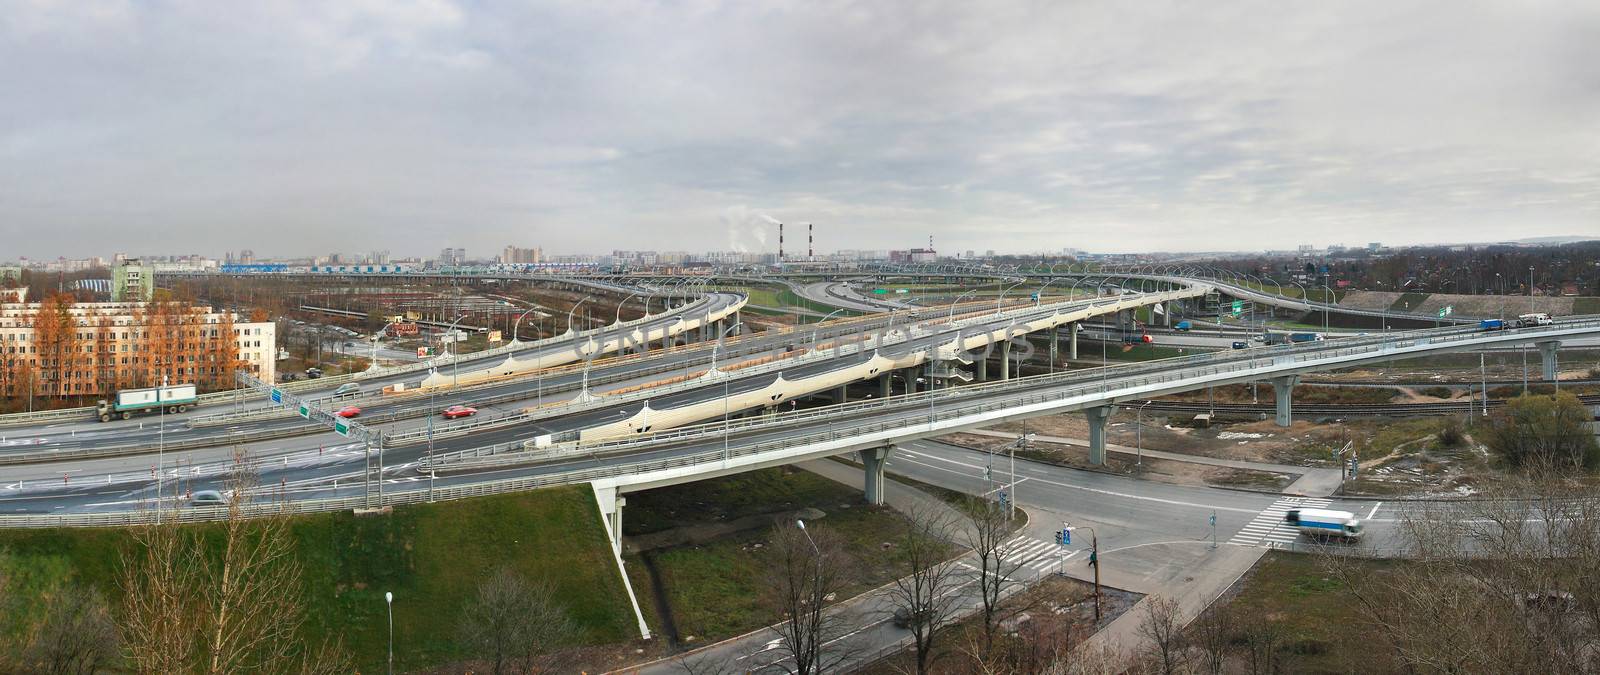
[2,1,1597,260]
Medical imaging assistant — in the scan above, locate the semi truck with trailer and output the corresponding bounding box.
[1288,332,1326,343]
[95,383,198,422]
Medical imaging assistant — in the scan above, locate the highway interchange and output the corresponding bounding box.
[1,267,1596,667]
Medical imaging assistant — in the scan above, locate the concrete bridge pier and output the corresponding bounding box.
[1000,340,1012,380]
[1069,322,1079,360]
[1161,301,1172,327]
[1049,325,1059,367]
[834,385,848,404]
[1272,375,1299,427]
[1539,340,1562,381]
[975,351,988,382]
[904,368,919,394]
[594,486,626,552]
[1085,406,1112,465]
[861,446,894,505]
[880,372,893,398]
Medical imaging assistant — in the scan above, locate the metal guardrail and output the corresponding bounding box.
[430,316,1600,470]
[0,293,735,430]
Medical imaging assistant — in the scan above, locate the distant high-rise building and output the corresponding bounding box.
[439,247,466,265]
[500,246,542,264]
[112,259,153,302]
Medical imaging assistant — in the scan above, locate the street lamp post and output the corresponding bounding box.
[717,322,743,463]
[1136,400,1153,470]
[1063,524,1101,622]
[385,591,394,675]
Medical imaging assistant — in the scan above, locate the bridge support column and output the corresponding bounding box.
[880,372,892,398]
[594,486,626,553]
[904,368,918,394]
[1000,340,1012,380]
[1161,302,1171,327]
[1069,322,1079,360]
[975,352,988,382]
[1539,341,1562,381]
[860,446,894,505]
[835,385,847,404]
[1272,375,1299,427]
[1049,326,1059,367]
[1085,406,1111,465]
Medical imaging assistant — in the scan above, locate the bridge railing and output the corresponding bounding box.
[434,315,1600,468]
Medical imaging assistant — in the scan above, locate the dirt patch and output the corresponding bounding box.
[940,432,1296,492]
[987,413,1345,467]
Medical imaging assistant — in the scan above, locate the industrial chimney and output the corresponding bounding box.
[808,223,814,259]
[779,222,784,260]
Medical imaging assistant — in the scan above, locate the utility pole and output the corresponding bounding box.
[1065,524,1100,622]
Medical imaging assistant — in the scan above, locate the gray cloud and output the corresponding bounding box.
[2,0,1597,260]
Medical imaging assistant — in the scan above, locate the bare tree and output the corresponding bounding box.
[23,583,120,675]
[884,503,967,675]
[457,566,575,674]
[1322,467,1600,674]
[1137,595,1188,675]
[119,461,350,674]
[1240,613,1291,675]
[1189,601,1234,675]
[961,497,1030,650]
[758,519,854,675]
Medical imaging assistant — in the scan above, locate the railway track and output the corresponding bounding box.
[1135,393,1600,418]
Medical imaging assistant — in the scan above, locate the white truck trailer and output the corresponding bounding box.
[1283,508,1364,540]
[96,383,199,422]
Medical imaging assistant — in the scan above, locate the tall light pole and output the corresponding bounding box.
[1321,283,1332,332]
[385,591,394,675]
[510,306,539,344]
[565,298,588,336]
[718,321,743,463]
[996,281,1025,315]
[443,313,470,390]
[614,290,640,325]
[812,308,845,352]
[1063,524,1101,622]
[948,289,978,320]
[157,374,167,520]
[369,321,397,370]
[1528,265,1536,314]
[1136,400,1152,470]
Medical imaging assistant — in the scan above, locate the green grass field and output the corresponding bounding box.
[0,487,634,672]
[621,467,940,644]
[1217,552,1400,673]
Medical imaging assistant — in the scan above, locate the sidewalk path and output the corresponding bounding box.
[964,428,1344,497]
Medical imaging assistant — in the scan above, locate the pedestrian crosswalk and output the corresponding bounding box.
[999,534,1079,575]
[1228,497,1333,547]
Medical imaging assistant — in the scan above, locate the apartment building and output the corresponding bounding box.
[0,290,275,399]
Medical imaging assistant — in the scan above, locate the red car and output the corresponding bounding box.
[335,405,361,418]
[442,405,478,419]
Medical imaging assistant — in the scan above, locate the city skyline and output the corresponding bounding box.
[4,2,1597,259]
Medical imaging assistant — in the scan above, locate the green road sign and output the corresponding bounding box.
[298,402,311,419]
[1231,300,1243,312]
[873,288,888,294]
[334,418,351,437]
[1437,305,1454,317]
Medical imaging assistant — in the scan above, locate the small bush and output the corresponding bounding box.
[1436,417,1466,448]
[1418,386,1453,399]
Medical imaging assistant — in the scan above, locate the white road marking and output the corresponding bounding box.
[1367,502,1382,520]
[895,448,1260,514]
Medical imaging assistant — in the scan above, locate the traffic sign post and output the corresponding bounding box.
[1209,511,1218,549]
